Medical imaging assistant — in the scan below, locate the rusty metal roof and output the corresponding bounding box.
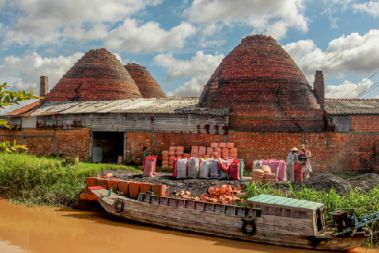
[29,97,230,116]
[325,99,379,115]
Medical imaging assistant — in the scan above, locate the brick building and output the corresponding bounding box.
[1,35,379,173]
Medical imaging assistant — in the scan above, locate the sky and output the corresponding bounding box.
[0,0,379,100]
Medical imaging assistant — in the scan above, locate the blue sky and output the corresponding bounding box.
[0,0,379,100]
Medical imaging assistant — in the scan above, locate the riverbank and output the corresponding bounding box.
[1,153,378,247]
[0,153,138,206]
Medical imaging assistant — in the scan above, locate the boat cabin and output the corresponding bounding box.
[247,194,325,236]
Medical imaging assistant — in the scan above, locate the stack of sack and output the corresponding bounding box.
[173,157,244,180]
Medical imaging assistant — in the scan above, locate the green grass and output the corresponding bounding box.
[245,183,379,247]
[0,153,138,206]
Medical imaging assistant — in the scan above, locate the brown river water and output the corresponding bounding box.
[0,199,377,253]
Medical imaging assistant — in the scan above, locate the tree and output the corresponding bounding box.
[0,82,38,152]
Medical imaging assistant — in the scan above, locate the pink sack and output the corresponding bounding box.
[143,156,157,177]
[171,157,178,178]
[228,159,241,180]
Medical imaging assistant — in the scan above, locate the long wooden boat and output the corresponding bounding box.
[90,188,368,251]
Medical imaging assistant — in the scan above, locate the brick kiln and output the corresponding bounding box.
[198,35,324,132]
[125,63,165,98]
[2,37,379,173]
[45,48,142,101]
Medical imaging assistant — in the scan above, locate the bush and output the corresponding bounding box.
[0,153,138,206]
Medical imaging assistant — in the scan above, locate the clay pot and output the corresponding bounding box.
[85,177,97,187]
[151,184,167,197]
[107,180,119,192]
[139,182,151,193]
[128,181,140,199]
[117,180,129,195]
[96,178,108,189]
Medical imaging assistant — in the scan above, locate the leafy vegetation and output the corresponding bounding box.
[0,82,38,152]
[0,153,138,206]
[245,183,379,247]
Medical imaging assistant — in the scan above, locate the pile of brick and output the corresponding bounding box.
[161,146,190,169]
[173,185,243,205]
[45,48,142,101]
[125,63,165,98]
[191,142,237,159]
[199,185,243,204]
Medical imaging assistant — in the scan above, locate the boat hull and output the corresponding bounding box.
[92,189,365,251]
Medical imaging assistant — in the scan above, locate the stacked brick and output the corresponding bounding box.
[125,63,166,98]
[162,146,190,169]
[191,143,237,159]
[198,35,324,132]
[45,48,142,101]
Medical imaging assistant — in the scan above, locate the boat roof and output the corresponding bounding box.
[247,194,323,211]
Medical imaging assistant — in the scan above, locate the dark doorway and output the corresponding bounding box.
[92,131,124,163]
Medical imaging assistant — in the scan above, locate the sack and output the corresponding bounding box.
[209,159,220,179]
[188,157,200,178]
[199,159,210,179]
[172,157,178,178]
[229,159,241,180]
[217,158,230,172]
[218,168,228,179]
[176,159,188,179]
[239,159,245,179]
[143,156,157,177]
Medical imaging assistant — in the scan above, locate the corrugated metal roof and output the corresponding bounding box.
[247,194,323,210]
[325,99,379,115]
[30,97,230,116]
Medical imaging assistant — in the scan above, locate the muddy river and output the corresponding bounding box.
[0,199,377,253]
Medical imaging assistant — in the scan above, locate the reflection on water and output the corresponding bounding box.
[0,199,377,253]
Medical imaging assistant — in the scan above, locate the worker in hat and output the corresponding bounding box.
[299,144,312,180]
[286,147,299,182]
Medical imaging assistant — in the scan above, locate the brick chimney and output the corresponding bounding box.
[313,70,324,108]
[40,76,48,97]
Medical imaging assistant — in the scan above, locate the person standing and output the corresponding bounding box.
[299,144,312,180]
[286,147,298,182]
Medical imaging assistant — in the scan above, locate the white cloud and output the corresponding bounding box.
[326,79,373,98]
[154,51,224,96]
[284,30,379,81]
[171,76,209,97]
[0,52,83,93]
[353,0,379,17]
[3,0,162,45]
[154,51,223,80]
[105,19,196,53]
[186,0,307,39]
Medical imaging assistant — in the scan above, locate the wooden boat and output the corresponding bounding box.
[90,188,369,251]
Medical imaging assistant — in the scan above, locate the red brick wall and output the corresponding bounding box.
[0,128,90,160]
[1,128,377,173]
[125,131,379,173]
[351,115,379,132]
